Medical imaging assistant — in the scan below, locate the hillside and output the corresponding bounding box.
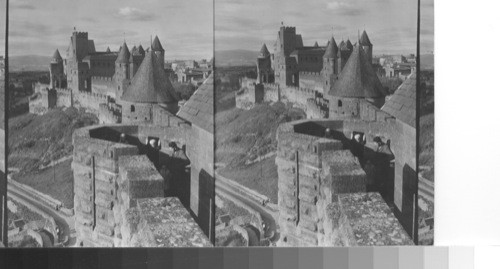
[9,107,98,207]
[216,84,305,202]
[215,50,258,67]
[9,55,52,71]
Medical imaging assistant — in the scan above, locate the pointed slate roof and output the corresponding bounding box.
[258,44,270,58]
[138,45,145,55]
[381,73,416,128]
[52,49,63,62]
[328,45,385,98]
[314,41,319,47]
[176,75,214,133]
[106,47,111,53]
[121,51,179,104]
[323,36,338,58]
[116,42,130,64]
[345,39,354,50]
[359,30,372,46]
[152,36,164,52]
[339,40,346,49]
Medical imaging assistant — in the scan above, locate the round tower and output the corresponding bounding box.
[114,42,131,98]
[50,49,65,88]
[359,30,373,63]
[322,36,338,92]
[151,36,165,68]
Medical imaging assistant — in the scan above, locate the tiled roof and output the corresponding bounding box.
[121,51,179,104]
[359,30,372,46]
[152,36,164,52]
[116,42,130,63]
[328,45,385,98]
[323,36,338,58]
[381,73,416,127]
[176,75,214,133]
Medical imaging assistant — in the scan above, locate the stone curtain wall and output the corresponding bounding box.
[299,72,324,93]
[91,76,116,98]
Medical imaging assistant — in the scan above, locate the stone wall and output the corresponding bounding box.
[276,118,416,245]
[186,124,215,243]
[74,91,109,112]
[72,128,140,247]
[91,76,116,98]
[299,72,323,93]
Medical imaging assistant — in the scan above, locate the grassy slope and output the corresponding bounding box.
[216,86,305,203]
[9,107,98,207]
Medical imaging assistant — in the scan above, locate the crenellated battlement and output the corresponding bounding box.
[74,32,88,38]
[92,76,113,82]
[299,71,321,77]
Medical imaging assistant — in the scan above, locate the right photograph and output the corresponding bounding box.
[214,0,422,246]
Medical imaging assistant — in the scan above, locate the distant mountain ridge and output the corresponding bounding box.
[215,50,258,67]
[9,55,51,71]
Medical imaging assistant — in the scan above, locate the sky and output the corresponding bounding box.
[8,0,213,60]
[0,0,5,57]
[216,0,434,55]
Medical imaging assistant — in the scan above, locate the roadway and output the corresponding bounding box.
[7,180,75,247]
[215,173,280,244]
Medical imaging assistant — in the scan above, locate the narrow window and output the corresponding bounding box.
[338,100,342,107]
[131,105,135,112]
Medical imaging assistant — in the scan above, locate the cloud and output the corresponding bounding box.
[117,7,156,21]
[326,1,365,16]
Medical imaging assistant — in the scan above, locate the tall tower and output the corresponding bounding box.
[50,49,65,88]
[322,36,339,93]
[151,36,165,68]
[359,30,373,63]
[66,30,91,92]
[114,42,131,98]
[257,44,273,83]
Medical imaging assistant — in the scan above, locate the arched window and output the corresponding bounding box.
[131,105,135,112]
[338,100,342,107]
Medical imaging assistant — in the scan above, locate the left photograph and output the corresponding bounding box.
[7,0,214,247]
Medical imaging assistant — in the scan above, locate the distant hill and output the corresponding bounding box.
[420,54,434,70]
[215,50,258,67]
[9,55,51,71]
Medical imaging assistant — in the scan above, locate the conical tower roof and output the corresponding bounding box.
[138,45,145,55]
[152,36,164,52]
[328,45,385,98]
[323,36,338,58]
[345,39,354,50]
[121,51,179,104]
[116,42,130,63]
[52,49,63,62]
[314,41,319,47]
[106,47,111,53]
[258,44,270,58]
[339,40,346,49]
[359,30,372,46]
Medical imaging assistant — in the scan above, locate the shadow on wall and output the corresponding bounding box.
[401,164,418,242]
[198,169,215,244]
